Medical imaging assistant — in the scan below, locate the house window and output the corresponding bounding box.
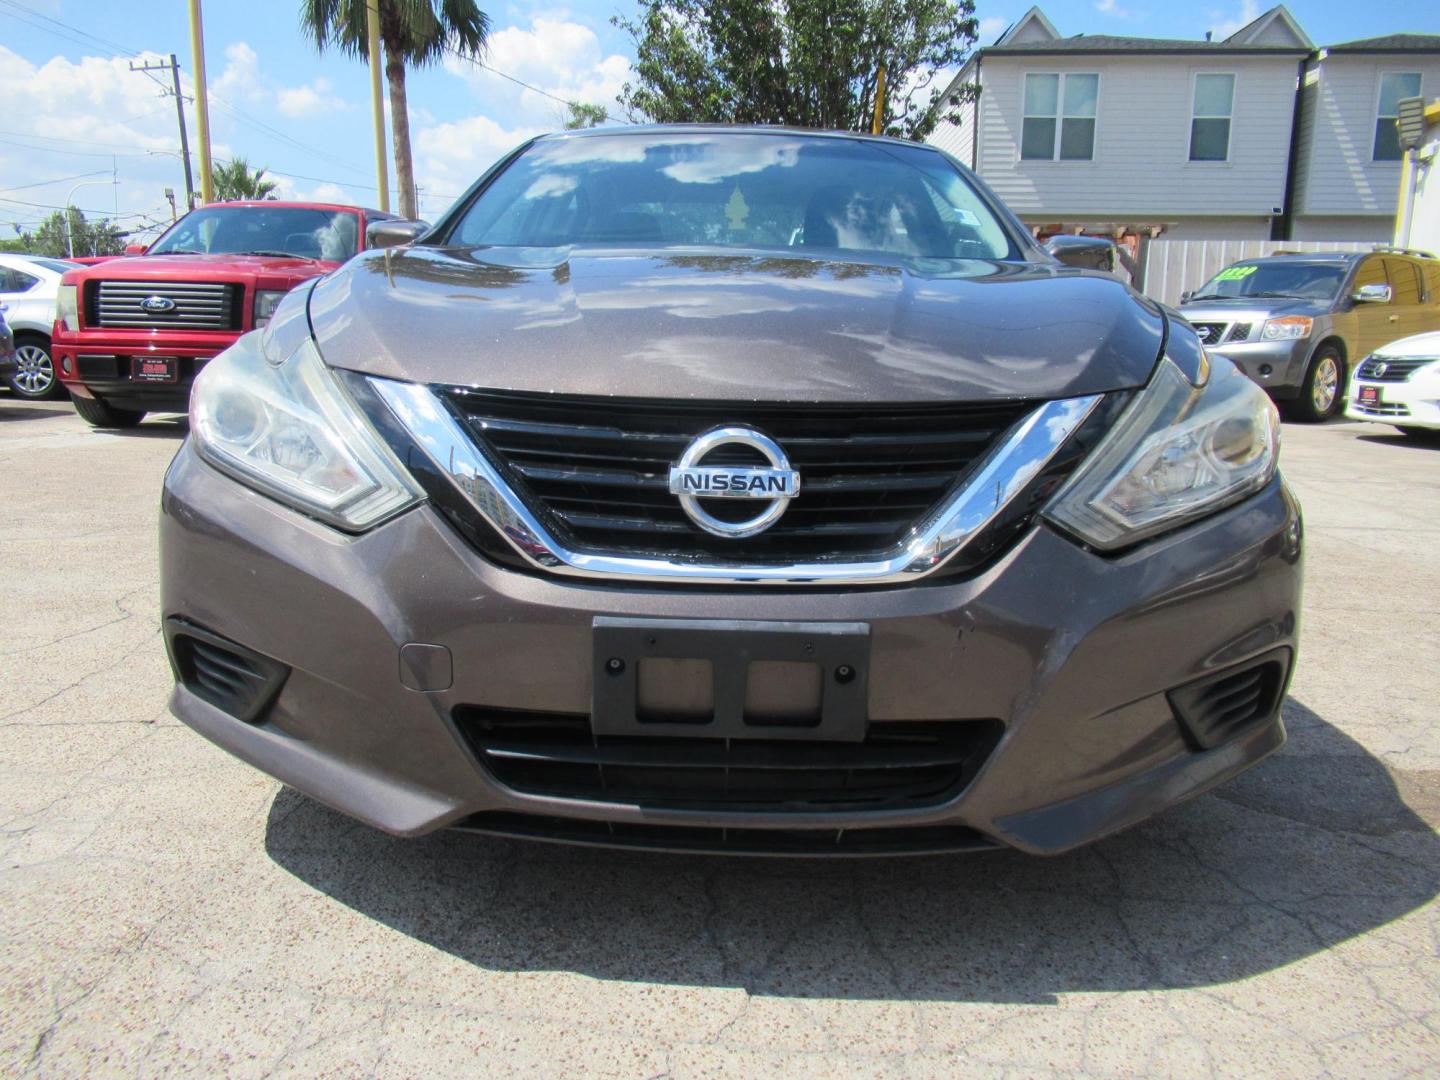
[1374,72,1421,161]
[1190,74,1235,162]
[1022,73,1098,161]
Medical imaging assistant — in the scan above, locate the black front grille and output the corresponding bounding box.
[442,389,1033,561]
[89,280,242,331]
[456,707,1003,813]
[1357,356,1435,382]
[1168,650,1289,751]
[1225,323,1252,343]
[1191,322,1225,346]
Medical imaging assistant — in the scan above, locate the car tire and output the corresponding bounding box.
[8,334,63,400]
[72,396,146,429]
[1285,345,1345,424]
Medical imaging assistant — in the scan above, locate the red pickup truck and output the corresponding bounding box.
[54,200,398,427]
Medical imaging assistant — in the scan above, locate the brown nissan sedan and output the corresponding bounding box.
[161,127,1301,855]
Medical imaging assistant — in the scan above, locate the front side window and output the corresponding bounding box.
[448,134,1020,261]
[1190,74,1235,162]
[1374,72,1422,161]
[1022,73,1098,161]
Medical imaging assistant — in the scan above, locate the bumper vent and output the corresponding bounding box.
[456,707,1003,813]
[91,280,242,330]
[1168,649,1290,751]
[165,619,288,724]
[441,389,1033,562]
[1356,356,1434,382]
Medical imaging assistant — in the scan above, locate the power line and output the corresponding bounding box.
[442,44,631,122]
[0,169,113,193]
[0,0,143,57]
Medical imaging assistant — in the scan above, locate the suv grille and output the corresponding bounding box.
[1191,322,1225,346]
[441,389,1033,562]
[1356,356,1434,382]
[91,280,242,330]
[456,707,1003,813]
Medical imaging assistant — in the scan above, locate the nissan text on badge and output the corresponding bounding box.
[162,127,1302,856]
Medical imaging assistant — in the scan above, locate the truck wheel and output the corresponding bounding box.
[1285,345,1344,424]
[72,396,146,429]
[9,334,62,400]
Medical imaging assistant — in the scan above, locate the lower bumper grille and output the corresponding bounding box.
[1168,649,1289,750]
[456,707,1003,812]
[1352,401,1411,417]
[165,619,288,724]
[453,812,999,856]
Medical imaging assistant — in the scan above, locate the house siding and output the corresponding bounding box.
[1295,54,1440,216]
[969,55,1301,219]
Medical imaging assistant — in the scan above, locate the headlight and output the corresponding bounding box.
[252,290,288,329]
[56,284,79,332]
[1044,356,1279,550]
[190,335,421,530]
[1262,316,1312,341]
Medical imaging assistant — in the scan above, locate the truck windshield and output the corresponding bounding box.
[448,133,1019,261]
[148,205,360,261]
[1190,262,1347,301]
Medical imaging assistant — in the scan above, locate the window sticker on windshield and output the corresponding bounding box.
[725,186,749,230]
[1215,265,1258,281]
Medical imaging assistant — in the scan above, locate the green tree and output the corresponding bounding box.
[20,208,126,258]
[300,0,490,219]
[614,0,978,140]
[563,101,609,129]
[213,157,280,201]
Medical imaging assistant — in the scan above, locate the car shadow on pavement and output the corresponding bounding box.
[1355,432,1440,451]
[264,697,1438,1003]
[101,416,189,439]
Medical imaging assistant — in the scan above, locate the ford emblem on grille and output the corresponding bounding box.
[140,295,177,314]
[668,426,800,538]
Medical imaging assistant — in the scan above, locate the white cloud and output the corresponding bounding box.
[1208,0,1260,41]
[1095,0,1134,18]
[213,42,353,119]
[276,77,352,119]
[977,16,1009,43]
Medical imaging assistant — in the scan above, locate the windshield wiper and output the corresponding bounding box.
[153,249,204,255]
[236,249,320,260]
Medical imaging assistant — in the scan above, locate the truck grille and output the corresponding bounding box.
[456,707,1003,813]
[1356,356,1434,382]
[1190,321,1250,345]
[441,389,1033,562]
[91,280,241,330]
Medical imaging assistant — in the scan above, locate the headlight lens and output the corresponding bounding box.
[56,284,79,331]
[1044,357,1279,550]
[190,335,421,530]
[1262,316,1312,341]
[252,289,288,329]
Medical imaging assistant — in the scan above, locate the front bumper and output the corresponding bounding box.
[1347,372,1440,430]
[54,329,234,412]
[161,441,1303,855]
[1207,339,1311,398]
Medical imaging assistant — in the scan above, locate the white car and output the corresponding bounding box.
[1346,329,1440,439]
[0,253,79,399]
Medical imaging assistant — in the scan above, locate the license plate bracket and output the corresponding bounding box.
[134,355,179,383]
[592,617,870,742]
[1358,385,1381,405]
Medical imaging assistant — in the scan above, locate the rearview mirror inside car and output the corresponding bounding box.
[366,220,430,249]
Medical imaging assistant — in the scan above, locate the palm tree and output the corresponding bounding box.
[213,157,280,201]
[300,0,490,220]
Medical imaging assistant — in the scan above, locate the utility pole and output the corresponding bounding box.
[129,54,196,210]
[188,0,214,204]
[366,0,390,212]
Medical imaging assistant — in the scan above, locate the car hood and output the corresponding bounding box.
[72,252,339,281]
[1373,330,1440,358]
[1179,296,1330,322]
[309,246,1166,403]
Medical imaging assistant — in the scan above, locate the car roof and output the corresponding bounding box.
[1229,253,1364,265]
[532,123,944,153]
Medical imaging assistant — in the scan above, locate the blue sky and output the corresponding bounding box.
[1,0,1434,242]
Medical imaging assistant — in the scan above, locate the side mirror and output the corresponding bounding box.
[1043,234,1115,271]
[366,219,430,249]
[1352,283,1392,304]
[1180,290,1194,304]
[123,243,148,256]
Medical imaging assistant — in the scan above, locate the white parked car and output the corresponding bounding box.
[1346,330,1440,439]
[0,253,79,399]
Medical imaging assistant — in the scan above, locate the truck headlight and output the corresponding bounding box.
[56,284,80,332]
[1044,356,1279,550]
[190,335,421,531]
[253,290,288,329]
[1262,316,1312,341]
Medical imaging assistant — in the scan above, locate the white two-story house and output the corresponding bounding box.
[926,5,1440,244]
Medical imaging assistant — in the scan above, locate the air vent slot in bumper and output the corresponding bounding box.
[1167,648,1290,751]
[165,618,289,724]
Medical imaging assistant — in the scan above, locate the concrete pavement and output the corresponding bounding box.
[2,395,1437,1078]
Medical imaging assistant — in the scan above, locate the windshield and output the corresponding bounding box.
[148,205,360,261]
[1191,261,1347,301]
[448,133,1019,261]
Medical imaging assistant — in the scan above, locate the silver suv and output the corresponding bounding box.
[1178,249,1440,422]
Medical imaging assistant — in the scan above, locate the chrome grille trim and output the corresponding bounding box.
[93,281,239,330]
[369,376,1102,586]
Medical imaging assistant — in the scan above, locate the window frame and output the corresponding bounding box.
[1188,71,1237,164]
[1020,71,1100,163]
[1372,70,1422,163]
